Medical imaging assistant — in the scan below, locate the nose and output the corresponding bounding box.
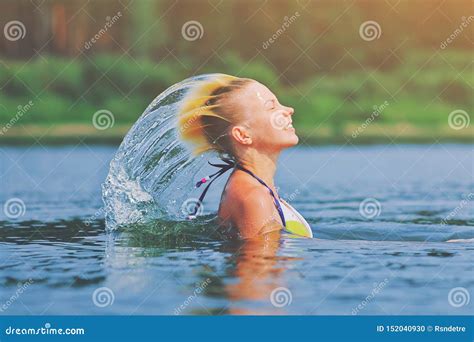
[285,106,294,116]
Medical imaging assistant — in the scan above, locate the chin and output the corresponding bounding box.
[287,132,299,146]
[279,134,299,150]
[292,132,299,145]
[265,131,299,151]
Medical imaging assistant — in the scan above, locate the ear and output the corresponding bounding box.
[231,125,252,146]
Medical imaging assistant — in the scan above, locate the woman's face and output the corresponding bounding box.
[230,81,298,153]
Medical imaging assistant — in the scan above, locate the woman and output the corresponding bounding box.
[179,74,312,239]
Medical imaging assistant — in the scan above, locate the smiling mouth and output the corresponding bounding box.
[283,122,294,130]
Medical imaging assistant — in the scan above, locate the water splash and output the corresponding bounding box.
[102,74,223,230]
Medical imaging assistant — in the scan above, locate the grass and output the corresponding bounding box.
[0,50,472,145]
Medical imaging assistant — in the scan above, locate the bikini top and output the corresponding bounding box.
[189,158,313,238]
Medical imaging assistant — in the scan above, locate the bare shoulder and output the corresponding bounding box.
[222,171,272,209]
[219,172,281,239]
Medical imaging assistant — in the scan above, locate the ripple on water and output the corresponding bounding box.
[0,144,472,314]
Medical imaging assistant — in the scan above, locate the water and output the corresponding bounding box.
[102,74,233,229]
[0,144,472,315]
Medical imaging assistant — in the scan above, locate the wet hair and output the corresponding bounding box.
[178,74,252,155]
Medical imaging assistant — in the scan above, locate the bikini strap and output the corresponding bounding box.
[235,166,286,228]
[188,157,235,218]
[189,158,286,228]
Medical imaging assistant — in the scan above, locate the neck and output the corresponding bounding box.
[236,148,279,188]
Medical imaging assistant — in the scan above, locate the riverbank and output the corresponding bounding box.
[0,123,471,145]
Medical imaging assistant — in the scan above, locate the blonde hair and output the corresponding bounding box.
[178,74,252,155]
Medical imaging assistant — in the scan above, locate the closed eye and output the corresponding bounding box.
[265,99,276,110]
